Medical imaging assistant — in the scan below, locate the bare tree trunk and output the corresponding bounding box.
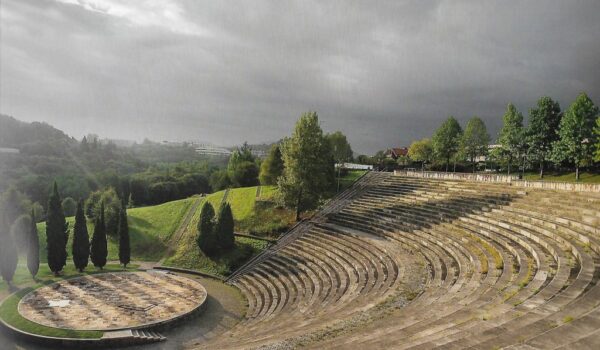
[445,157,449,172]
[295,188,303,222]
[576,165,580,182]
[539,160,544,179]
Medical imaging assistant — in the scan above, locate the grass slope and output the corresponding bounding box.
[164,189,271,276]
[36,197,196,263]
[28,171,364,277]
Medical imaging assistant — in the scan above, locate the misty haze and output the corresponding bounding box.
[1,1,600,350]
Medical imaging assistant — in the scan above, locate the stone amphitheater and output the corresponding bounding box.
[200,171,600,349]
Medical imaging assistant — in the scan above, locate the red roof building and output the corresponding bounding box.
[385,147,409,160]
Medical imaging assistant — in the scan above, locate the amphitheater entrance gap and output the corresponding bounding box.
[17,271,207,331]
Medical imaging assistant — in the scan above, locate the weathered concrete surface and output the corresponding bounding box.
[18,271,207,331]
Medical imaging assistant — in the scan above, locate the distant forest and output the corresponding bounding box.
[0,114,230,216]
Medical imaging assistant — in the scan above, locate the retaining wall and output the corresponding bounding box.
[394,170,600,193]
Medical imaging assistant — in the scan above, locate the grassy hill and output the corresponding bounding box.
[36,197,196,262]
[164,186,284,275]
[31,186,288,275]
[28,171,366,277]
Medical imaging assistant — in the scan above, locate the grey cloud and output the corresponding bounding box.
[1,0,599,153]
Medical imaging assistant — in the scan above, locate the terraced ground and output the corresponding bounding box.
[200,171,600,349]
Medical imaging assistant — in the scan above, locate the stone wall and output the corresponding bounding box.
[394,170,518,183]
[510,180,600,193]
[394,170,600,193]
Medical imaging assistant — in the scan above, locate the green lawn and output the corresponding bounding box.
[259,185,278,200]
[164,188,273,276]
[227,186,259,221]
[128,197,195,241]
[36,197,195,263]
[523,171,600,183]
[26,173,367,279]
[164,235,269,276]
[126,197,195,260]
[0,263,136,339]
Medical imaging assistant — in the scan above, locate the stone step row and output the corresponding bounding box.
[203,172,600,349]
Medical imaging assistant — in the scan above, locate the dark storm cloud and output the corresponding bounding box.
[1,0,599,153]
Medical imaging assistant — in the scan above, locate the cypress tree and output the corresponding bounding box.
[27,209,40,279]
[215,203,235,251]
[72,200,89,272]
[90,202,107,269]
[197,202,217,256]
[0,214,18,284]
[46,182,68,275]
[118,207,131,268]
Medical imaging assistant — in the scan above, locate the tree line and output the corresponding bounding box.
[0,115,228,218]
[195,112,352,257]
[0,182,131,284]
[401,93,599,180]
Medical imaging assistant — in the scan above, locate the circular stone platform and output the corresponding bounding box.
[17,271,207,331]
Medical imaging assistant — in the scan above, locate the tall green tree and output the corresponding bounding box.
[259,144,284,185]
[27,209,40,278]
[86,188,121,237]
[61,197,77,217]
[552,93,599,181]
[1,187,27,226]
[10,214,31,253]
[431,117,463,172]
[210,170,233,191]
[231,161,260,187]
[325,131,354,164]
[197,202,217,256]
[228,142,255,171]
[215,203,235,251]
[460,117,491,173]
[46,182,68,275]
[526,96,562,178]
[0,214,18,284]
[408,138,433,171]
[72,200,89,272]
[118,207,131,267]
[227,142,259,187]
[498,103,525,175]
[278,112,335,221]
[90,202,107,269]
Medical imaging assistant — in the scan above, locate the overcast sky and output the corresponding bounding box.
[1,0,599,153]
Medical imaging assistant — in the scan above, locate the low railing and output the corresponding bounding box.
[510,180,600,193]
[394,170,518,183]
[394,170,600,193]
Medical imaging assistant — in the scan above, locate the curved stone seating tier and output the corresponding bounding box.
[199,173,600,349]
